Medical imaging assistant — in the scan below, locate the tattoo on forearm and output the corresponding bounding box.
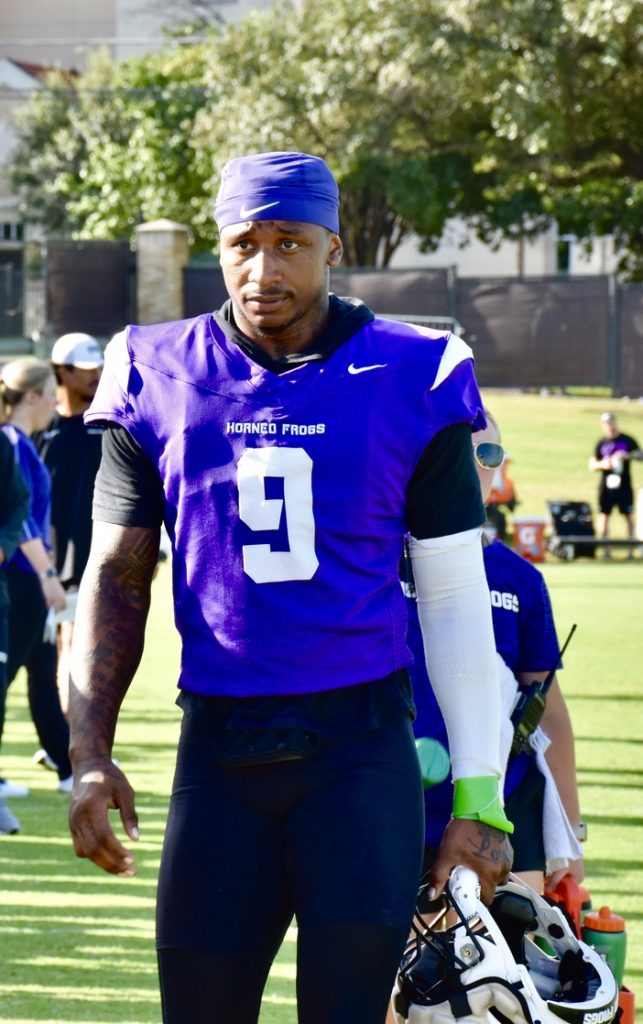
[69,528,159,759]
[104,532,159,600]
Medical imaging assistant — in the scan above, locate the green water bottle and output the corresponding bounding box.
[415,737,450,789]
[581,906,626,987]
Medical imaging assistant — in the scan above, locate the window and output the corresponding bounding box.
[0,223,24,242]
[557,234,573,274]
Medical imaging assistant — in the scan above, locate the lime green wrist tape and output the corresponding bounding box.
[453,776,514,834]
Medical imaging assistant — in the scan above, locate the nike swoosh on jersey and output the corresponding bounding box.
[347,362,388,375]
[239,201,280,218]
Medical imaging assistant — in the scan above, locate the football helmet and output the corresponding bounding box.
[392,867,618,1024]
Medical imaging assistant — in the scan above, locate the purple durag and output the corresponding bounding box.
[214,151,340,232]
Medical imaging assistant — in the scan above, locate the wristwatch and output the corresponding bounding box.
[39,567,58,581]
[573,822,588,843]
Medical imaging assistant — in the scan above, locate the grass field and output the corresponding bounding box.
[1,390,642,1023]
[483,388,643,529]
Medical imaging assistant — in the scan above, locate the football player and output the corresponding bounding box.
[68,152,513,1024]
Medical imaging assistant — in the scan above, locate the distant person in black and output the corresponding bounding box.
[33,333,104,725]
[588,411,643,554]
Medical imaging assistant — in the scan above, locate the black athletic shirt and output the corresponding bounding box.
[91,298,485,740]
[34,412,104,586]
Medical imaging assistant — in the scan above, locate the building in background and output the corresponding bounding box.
[0,0,274,343]
[389,220,618,278]
[0,0,265,247]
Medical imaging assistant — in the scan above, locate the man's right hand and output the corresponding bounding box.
[428,817,513,905]
[69,760,139,876]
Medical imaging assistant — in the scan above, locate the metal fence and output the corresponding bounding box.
[182,263,643,392]
[2,245,642,393]
[0,258,24,340]
[377,313,464,337]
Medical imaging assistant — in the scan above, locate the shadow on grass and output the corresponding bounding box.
[574,735,643,746]
[567,693,643,702]
[0,994,160,1024]
[1,886,161,1022]
[585,813,643,828]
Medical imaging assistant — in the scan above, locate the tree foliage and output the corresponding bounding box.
[457,0,643,275]
[189,0,482,263]
[12,45,213,244]
[10,0,643,275]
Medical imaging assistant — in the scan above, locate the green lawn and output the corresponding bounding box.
[482,389,643,532]
[1,390,642,1023]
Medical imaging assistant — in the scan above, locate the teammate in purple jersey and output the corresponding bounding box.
[408,412,583,896]
[68,151,512,1024]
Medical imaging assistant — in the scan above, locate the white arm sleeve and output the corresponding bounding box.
[409,528,502,781]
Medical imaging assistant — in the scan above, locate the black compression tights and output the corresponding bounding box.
[156,715,425,1023]
[159,921,407,1024]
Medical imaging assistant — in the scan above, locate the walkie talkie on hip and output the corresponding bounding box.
[510,624,577,755]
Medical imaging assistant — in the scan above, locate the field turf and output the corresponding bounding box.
[0,389,642,1022]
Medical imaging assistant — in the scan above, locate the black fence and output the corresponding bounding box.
[45,240,135,339]
[183,263,643,394]
[0,240,135,353]
[457,276,616,390]
[0,253,24,339]
[2,241,642,394]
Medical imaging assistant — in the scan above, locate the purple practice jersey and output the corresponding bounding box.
[1,424,53,574]
[86,312,485,698]
[409,538,560,843]
[595,432,639,489]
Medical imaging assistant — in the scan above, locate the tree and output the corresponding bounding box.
[11,67,87,237]
[9,0,643,274]
[67,45,213,243]
[454,0,643,277]
[190,0,480,264]
[12,0,486,264]
[12,44,215,249]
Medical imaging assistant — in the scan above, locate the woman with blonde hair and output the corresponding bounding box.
[0,357,72,795]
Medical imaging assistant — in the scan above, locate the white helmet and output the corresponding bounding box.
[392,868,618,1024]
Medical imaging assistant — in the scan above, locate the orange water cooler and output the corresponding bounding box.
[511,516,548,563]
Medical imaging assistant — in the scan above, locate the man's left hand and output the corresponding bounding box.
[428,818,513,905]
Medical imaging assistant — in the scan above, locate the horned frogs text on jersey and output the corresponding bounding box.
[86,312,484,698]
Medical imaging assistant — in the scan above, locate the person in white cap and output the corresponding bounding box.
[33,333,104,737]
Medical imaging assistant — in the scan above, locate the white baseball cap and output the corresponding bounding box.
[51,332,104,369]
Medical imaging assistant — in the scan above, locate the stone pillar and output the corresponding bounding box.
[135,219,190,324]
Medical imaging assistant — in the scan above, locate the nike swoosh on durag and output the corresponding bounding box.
[347,362,388,375]
[239,201,281,218]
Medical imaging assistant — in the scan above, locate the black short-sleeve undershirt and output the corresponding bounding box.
[93,421,484,540]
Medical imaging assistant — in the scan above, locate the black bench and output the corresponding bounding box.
[548,534,642,560]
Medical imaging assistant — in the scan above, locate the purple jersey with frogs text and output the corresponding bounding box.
[86,312,485,698]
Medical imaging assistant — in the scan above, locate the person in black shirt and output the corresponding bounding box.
[33,333,104,727]
[588,411,643,554]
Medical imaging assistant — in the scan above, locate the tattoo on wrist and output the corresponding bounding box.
[467,822,510,863]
